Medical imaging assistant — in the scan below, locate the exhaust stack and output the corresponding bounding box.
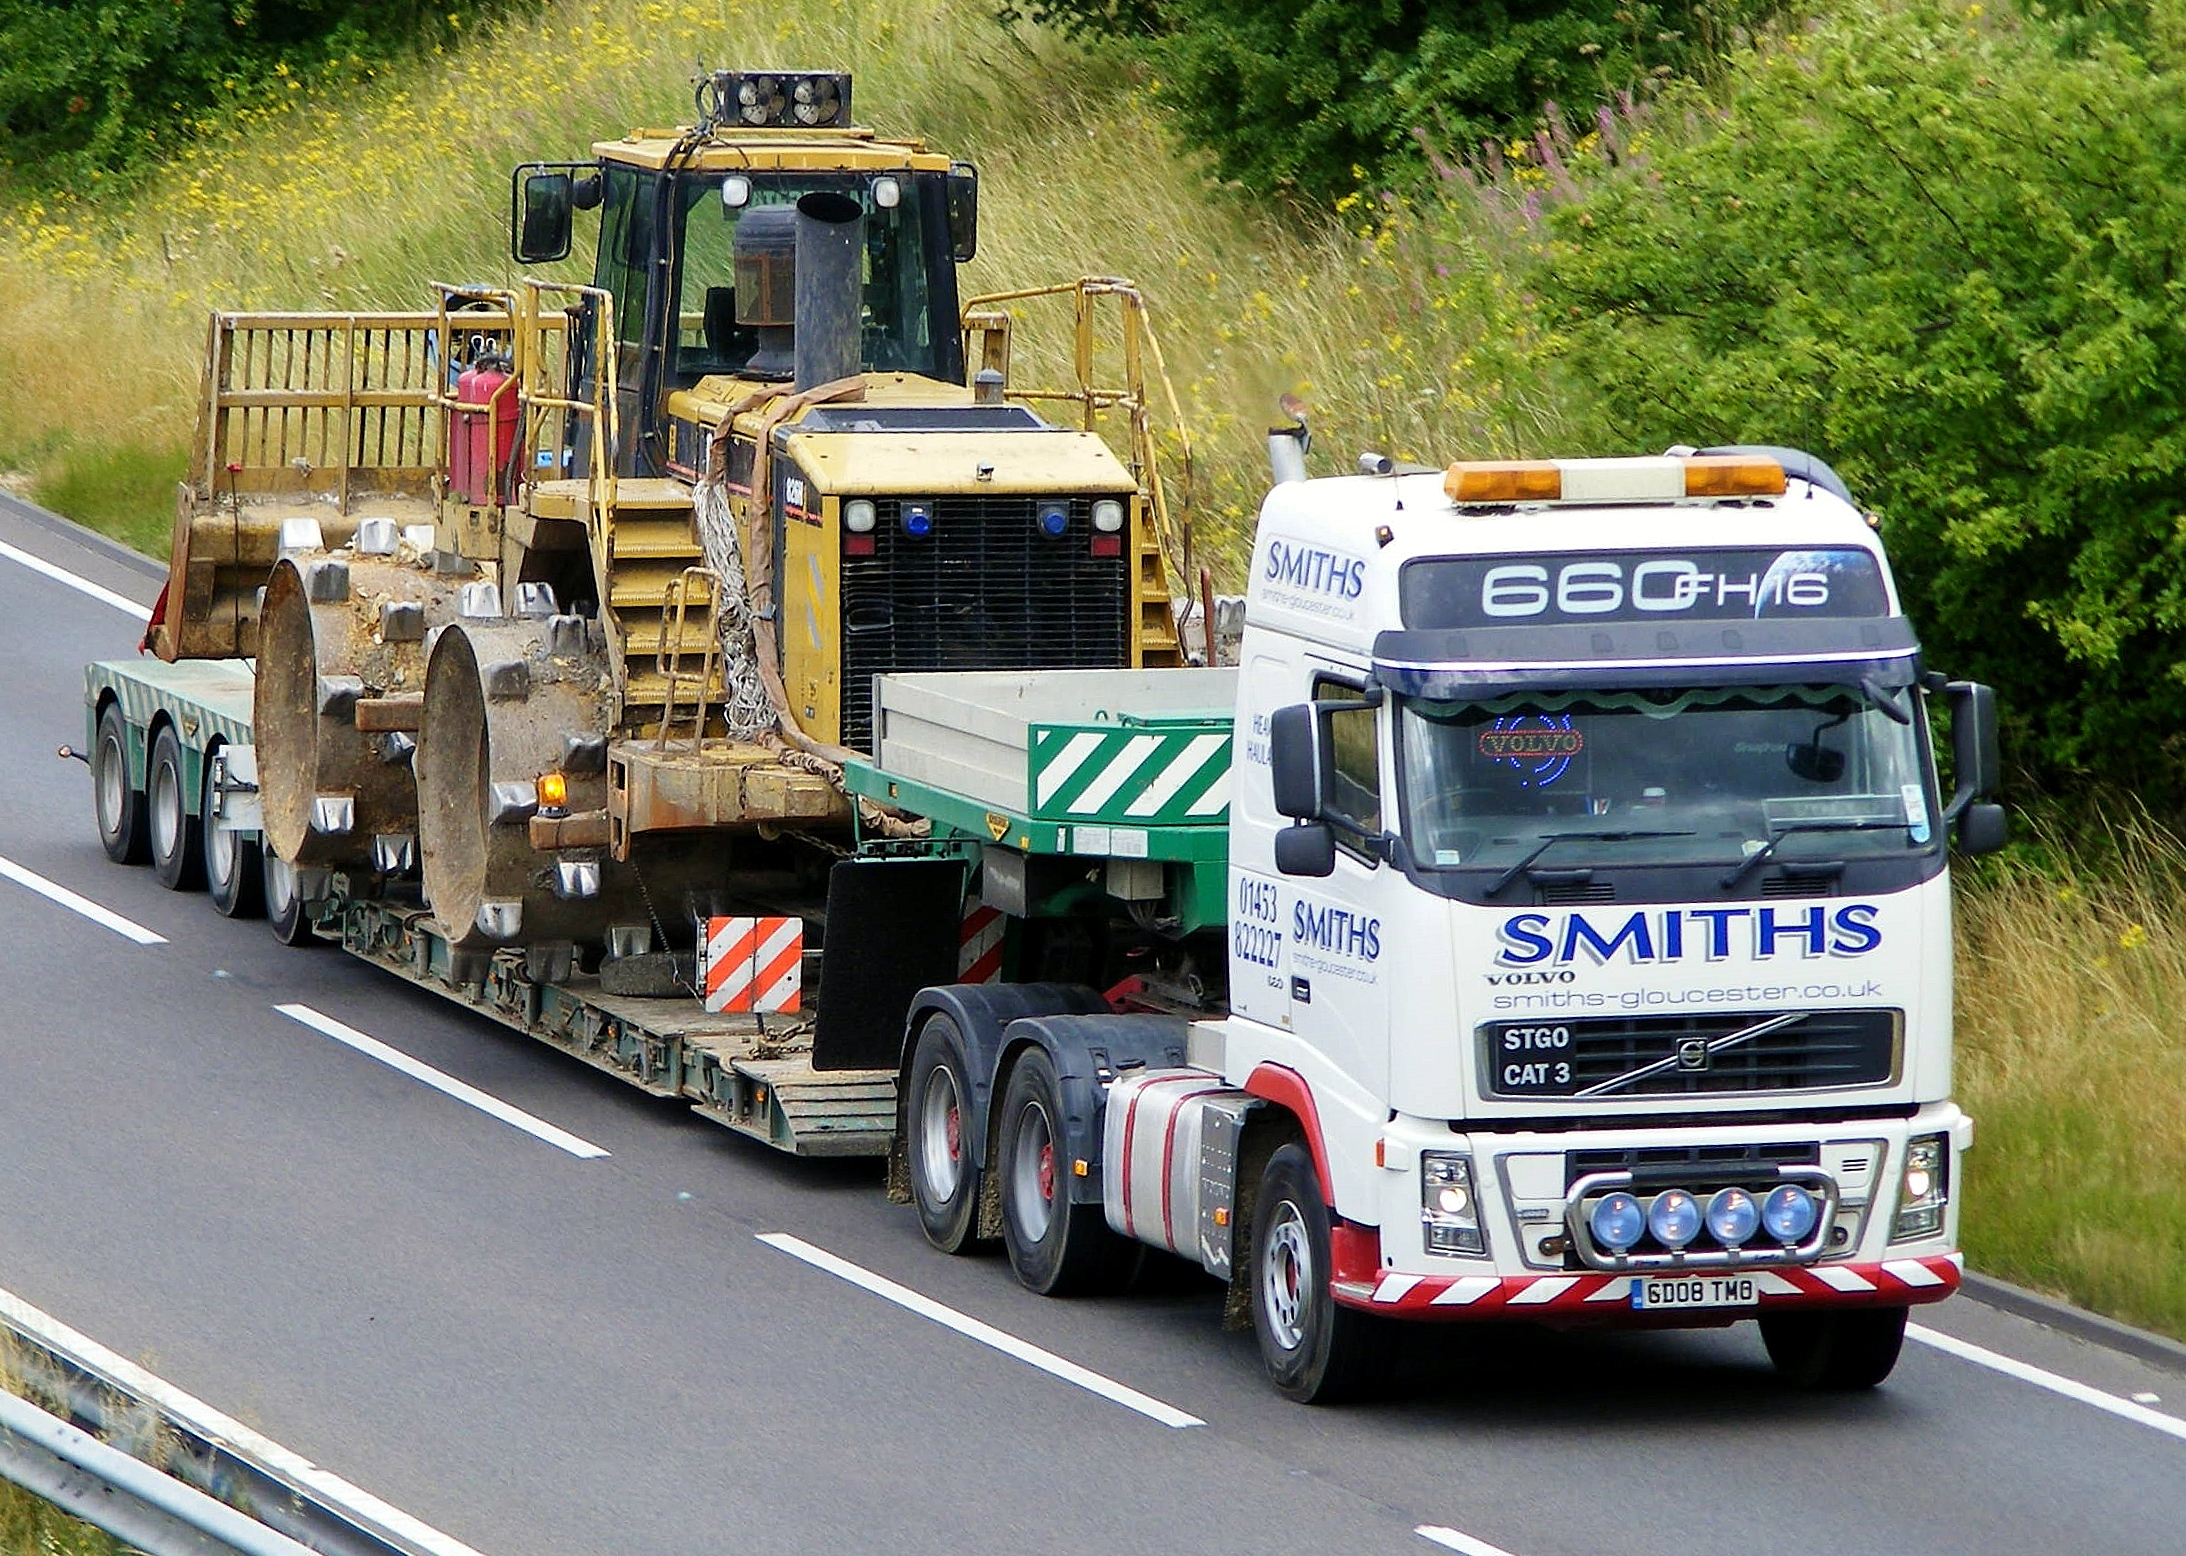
[793,191,864,391]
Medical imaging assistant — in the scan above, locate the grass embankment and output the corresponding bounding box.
[0,1481,128,1556]
[1955,815,2186,1337]
[0,0,1551,568]
[2,0,2183,1344]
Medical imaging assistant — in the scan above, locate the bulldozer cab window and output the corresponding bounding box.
[670,174,938,383]
[595,166,652,348]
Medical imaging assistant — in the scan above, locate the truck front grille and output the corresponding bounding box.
[1481,1009,1900,1099]
[837,496,1130,753]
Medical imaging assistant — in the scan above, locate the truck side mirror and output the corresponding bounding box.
[946,162,979,263]
[1274,821,1336,877]
[1942,680,2000,820]
[514,168,574,264]
[1268,703,1322,820]
[1956,801,2009,857]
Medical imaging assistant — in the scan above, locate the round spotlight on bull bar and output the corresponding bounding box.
[1705,1187,1760,1247]
[1647,1189,1702,1249]
[1588,1191,1645,1253]
[1762,1183,1820,1243]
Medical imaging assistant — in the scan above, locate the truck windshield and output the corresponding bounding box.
[1397,683,1937,886]
[672,173,939,380]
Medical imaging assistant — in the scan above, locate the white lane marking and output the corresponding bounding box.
[756,1232,1205,1429]
[274,1003,608,1159]
[0,1284,488,1556]
[0,854,166,944]
[0,538,153,621]
[1417,1525,1524,1556]
[1910,1324,2186,1445]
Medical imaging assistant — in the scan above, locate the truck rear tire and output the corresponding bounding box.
[264,853,319,947]
[201,744,264,919]
[997,1045,1139,1295]
[906,1017,983,1254]
[1760,1305,1908,1390]
[148,725,203,892]
[93,702,148,866]
[1251,1143,1386,1404]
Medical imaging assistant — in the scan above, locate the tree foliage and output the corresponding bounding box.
[1528,1,2186,795]
[0,1,517,181]
[999,0,1774,201]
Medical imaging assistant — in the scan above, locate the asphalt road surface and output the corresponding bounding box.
[2,491,2183,1556]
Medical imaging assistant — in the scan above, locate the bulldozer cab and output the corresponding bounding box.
[518,70,978,479]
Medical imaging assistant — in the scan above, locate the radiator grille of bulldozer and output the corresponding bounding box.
[837,497,1131,753]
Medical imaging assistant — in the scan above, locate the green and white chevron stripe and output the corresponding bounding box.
[1027,723,1231,825]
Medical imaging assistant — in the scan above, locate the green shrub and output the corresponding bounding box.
[1512,0,2186,799]
[0,1,525,182]
[1000,0,1776,201]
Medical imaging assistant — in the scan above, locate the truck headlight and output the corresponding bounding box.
[1092,498,1126,533]
[1892,1133,1949,1242]
[1421,1152,1485,1257]
[844,499,876,534]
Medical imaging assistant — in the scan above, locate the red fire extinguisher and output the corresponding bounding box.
[470,351,518,504]
[450,343,483,503]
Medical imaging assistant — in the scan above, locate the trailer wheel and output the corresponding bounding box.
[201,744,263,918]
[997,1045,1139,1295]
[92,702,148,866]
[263,853,319,947]
[147,725,204,891]
[906,1017,983,1254]
[1250,1143,1385,1404]
[1760,1305,1908,1390]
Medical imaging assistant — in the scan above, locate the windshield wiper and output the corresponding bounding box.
[1720,818,1911,891]
[1485,829,1697,897]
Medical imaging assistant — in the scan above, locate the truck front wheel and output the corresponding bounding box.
[997,1046,1138,1295]
[93,702,147,866]
[1251,1143,1385,1404]
[906,1017,982,1254]
[1760,1305,1908,1390]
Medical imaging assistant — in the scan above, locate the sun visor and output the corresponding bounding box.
[1373,616,1922,699]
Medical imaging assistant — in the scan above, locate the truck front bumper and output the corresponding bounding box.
[1330,1248,1959,1320]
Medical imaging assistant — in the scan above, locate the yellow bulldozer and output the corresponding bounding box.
[149,67,1198,975]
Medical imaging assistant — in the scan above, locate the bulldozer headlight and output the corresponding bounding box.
[1092,498,1126,533]
[721,175,752,209]
[844,499,877,534]
[872,176,902,209]
[1037,501,1070,538]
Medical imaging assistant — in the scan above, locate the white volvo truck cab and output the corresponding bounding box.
[1131,448,2004,1401]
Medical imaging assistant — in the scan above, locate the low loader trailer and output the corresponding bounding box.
[83,446,2006,1401]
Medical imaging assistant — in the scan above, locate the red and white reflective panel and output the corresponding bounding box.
[957,898,1003,984]
[1336,1252,1963,1316]
[701,915,803,1013]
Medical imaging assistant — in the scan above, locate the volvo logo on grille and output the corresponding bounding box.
[1676,1038,1712,1071]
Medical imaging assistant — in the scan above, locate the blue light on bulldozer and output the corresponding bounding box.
[902,501,935,537]
[1037,501,1070,537]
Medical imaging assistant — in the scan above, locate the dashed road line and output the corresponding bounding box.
[756,1231,1205,1429]
[1911,1323,2186,1445]
[0,853,166,944]
[1417,1526,1523,1556]
[0,538,153,621]
[274,1003,609,1159]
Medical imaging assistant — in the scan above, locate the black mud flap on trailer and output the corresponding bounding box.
[812,857,968,1071]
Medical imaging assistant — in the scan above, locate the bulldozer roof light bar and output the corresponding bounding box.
[1444,454,1788,506]
[700,70,854,131]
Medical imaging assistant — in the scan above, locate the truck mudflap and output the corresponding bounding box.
[1329,1249,1961,1318]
